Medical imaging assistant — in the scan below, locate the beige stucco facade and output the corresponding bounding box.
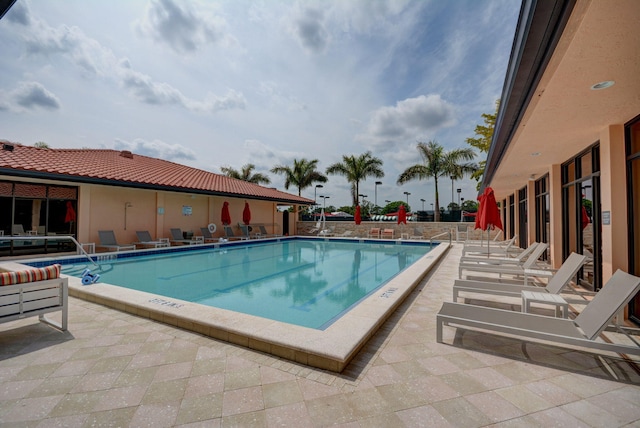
[2,174,293,247]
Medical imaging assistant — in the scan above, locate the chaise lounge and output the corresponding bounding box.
[134,231,169,248]
[0,263,68,331]
[437,269,640,356]
[169,228,202,245]
[453,252,589,303]
[98,230,136,252]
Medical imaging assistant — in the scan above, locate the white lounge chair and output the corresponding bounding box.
[460,241,540,265]
[308,222,322,234]
[462,235,518,256]
[318,226,334,237]
[437,270,640,356]
[134,231,169,248]
[257,225,280,238]
[459,243,548,279]
[453,252,589,303]
[98,230,136,252]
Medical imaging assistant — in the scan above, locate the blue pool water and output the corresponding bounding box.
[64,239,431,329]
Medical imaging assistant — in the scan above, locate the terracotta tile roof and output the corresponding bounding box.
[0,142,313,204]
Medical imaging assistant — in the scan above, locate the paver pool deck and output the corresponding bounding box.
[1,244,639,427]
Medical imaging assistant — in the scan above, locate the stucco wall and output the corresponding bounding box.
[81,184,289,246]
[296,221,497,242]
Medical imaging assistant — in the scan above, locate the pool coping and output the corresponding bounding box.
[6,239,449,372]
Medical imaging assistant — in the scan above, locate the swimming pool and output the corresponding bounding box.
[63,240,431,329]
[22,237,448,371]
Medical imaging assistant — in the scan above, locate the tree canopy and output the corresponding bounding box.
[220,163,271,185]
[397,140,477,221]
[271,158,328,196]
[325,152,384,206]
[466,100,499,186]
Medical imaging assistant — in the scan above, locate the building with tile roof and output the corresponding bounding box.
[0,142,313,255]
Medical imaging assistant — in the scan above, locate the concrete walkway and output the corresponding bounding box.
[1,245,639,427]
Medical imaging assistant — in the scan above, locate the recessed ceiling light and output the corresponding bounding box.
[591,80,615,90]
[530,152,541,156]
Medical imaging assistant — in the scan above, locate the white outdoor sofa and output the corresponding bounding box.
[0,263,68,331]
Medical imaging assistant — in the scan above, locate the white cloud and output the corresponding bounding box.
[113,138,196,161]
[362,94,456,149]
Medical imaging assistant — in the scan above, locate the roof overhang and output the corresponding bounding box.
[483,0,640,198]
[0,169,314,205]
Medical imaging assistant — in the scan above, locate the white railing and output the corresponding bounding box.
[0,235,98,267]
[428,229,452,247]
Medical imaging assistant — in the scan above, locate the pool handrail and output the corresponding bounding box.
[428,229,452,248]
[0,235,98,267]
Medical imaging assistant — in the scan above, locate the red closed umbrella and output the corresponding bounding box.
[397,204,407,225]
[581,206,590,230]
[474,193,485,230]
[64,201,76,223]
[476,187,502,231]
[354,205,361,225]
[221,201,231,225]
[475,187,502,253]
[242,202,251,225]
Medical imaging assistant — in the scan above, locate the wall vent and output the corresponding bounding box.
[3,143,14,152]
[120,150,133,159]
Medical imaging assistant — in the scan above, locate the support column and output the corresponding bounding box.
[549,164,563,267]
[599,125,628,279]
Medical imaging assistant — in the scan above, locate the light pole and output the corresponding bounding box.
[358,194,367,204]
[374,181,382,212]
[319,195,329,209]
[457,188,461,208]
[420,198,425,211]
[450,176,455,210]
[314,184,323,205]
[403,191,410,206]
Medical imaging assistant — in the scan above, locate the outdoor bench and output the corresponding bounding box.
[0,263,68,331]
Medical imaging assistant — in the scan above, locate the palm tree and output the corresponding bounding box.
[220,164,271,185]
[397,141,477,221]
[270,158,328,196]
[326,152,384,206]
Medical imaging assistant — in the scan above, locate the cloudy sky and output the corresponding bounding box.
[0,0,520,209]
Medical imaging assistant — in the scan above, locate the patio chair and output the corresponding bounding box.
[338,230,354,238]
[134,231,169,248]
[318,226,334,237]
[381,229,394,239]
[98,230,136,252]
[459,243,549,279]
[437,269,640,357]
[453,252,589,303]
[257,225,280,238]
[368,227,380,238]
[460,242,541,270]
[198,227,218,243]
[462,235,518,256]
[169,228,202,245]
[223,225,248,241]
[409,228,424,240]
[11,224,26,235]
[308,222,322,234]
[239,225,254,239]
